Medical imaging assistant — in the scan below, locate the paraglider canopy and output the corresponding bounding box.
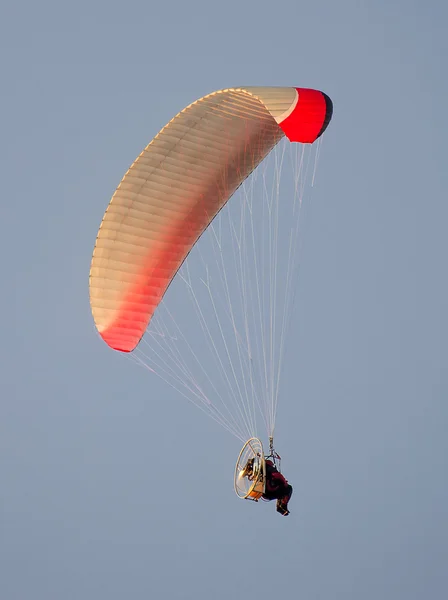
[89,87,333,353]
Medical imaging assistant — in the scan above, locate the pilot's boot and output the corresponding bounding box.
[276,499,290,516]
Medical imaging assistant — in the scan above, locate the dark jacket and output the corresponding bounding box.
[264,459,288,495]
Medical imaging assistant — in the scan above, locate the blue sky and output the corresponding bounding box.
[3,1,448,598]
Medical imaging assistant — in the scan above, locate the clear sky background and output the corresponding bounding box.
[3,1,448,598]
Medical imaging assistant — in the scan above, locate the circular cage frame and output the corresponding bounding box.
[234,438,266,501]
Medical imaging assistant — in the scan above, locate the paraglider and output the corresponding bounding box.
[237,438,293,516]
[234,437,292,515]
[264,459,293,516]
[90,86,333,512]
